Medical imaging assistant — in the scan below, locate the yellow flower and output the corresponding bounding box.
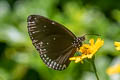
[69,38,104,63]
[114,42,120,51]
[106,64,120,75]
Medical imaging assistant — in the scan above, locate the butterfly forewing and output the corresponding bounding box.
[27,15,77,70]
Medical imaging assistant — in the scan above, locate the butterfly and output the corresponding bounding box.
[27,15,85,71]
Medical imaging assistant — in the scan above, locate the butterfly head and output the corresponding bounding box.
[74,33,100,48]
[78,36,85,42]
[73,36,85,48]
[77,33,100,43]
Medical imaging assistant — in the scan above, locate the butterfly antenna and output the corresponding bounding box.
[84,33,101,36]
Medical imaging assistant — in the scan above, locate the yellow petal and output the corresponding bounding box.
[69,38,104,63]
[116,47,120,51]
[95,38,104,47]
[114,42,120,51]
[69,57,76,60]
[75,57,81,63]
[89,39,94,46]
[114,42,120,47]
[106,64,120,75]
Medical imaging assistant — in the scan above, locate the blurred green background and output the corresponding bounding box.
[0,0,120,80]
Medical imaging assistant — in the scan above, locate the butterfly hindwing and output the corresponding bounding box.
[27,15,77,70]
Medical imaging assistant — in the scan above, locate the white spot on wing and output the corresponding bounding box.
[54,62,56,66]
[32,31,39,34]
[29,32,32,35]
[52,22,55,24]
[31,37,33,39]
[43,25,47,28]
[41,54,43,57]
[53,37,56,40]
[30,27,36,29]
[53,65,55,68]
[44,60,47,62]
[32,32,35,34]
[49,64,52,67]
[62,64,66,70]
[51,61,54,65]
[55,66,58,70]
[46,57,49,60]
[42,57,45,60]
[47,62,50,65]
[33,40,38,43]
[39,42,43,47]
[44,54,46,57]
[28,23,35,26]
[46,43,49,45]
[34,17,37,20]
[39,42,43,44]
[49,59,51,62]
[28,21,35,24]
[36,45,40,49]
[57,64,59,67]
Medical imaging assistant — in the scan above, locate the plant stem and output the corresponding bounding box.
[92,57,99,80]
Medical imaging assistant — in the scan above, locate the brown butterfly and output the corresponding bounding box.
[27,15,85,71]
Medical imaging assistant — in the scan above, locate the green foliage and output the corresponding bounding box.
[0,0,120,80]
